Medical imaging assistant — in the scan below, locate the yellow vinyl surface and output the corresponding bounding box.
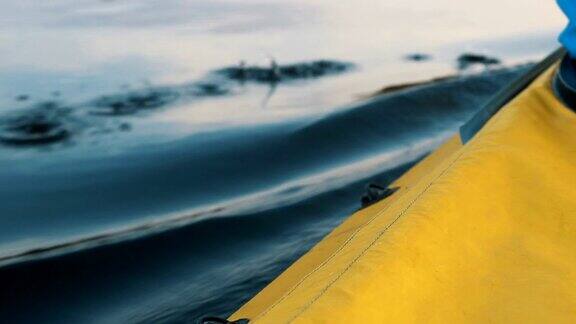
[231,66,576,323]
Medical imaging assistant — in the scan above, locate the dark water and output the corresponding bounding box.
[0,0,564,323]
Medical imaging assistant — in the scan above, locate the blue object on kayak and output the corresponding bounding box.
[558,0,576,58]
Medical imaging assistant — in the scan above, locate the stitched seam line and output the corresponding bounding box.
[253,186,401,320]
[285,148,466,323]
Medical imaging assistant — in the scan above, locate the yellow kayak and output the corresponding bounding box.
[228,48,576,323]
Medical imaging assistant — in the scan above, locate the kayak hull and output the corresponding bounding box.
[231,64,576,323]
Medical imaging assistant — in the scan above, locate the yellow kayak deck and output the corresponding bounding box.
[231,64,576,323]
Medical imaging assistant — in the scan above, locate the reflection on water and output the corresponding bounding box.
[0,59,354,155]
[0,0,566,323]
[0,0,563,122]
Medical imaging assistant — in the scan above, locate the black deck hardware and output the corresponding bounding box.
[361,183,399,208]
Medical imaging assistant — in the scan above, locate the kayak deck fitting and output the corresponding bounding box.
[228,49,576,323]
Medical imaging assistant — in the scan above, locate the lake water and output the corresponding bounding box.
[0,0,565,323]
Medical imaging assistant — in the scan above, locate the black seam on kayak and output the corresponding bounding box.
[459,47,566,144]
[286,147,468,323]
